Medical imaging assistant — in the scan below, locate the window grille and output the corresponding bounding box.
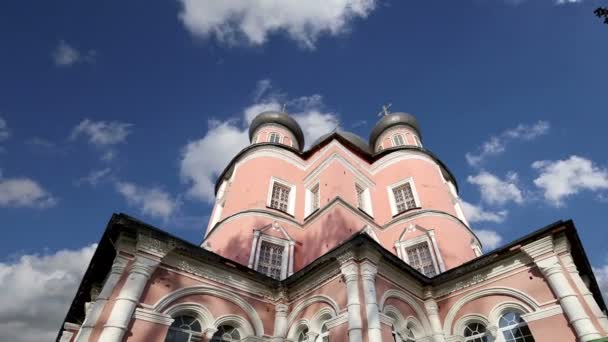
[499,312,535,342]
[211,325,241,341]
[297,327,309,342]
[405,242,436,277]
[271,182,290,212]
[257,241,284,279]
[393,182,417,213]
[165,315,202,342]
[464,322,489,342]
[269,132,281,143]
[392,134,405,146]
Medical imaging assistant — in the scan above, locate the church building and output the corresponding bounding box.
[58,111,608,342]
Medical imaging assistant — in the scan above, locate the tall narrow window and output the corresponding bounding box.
[405,242,436,277]
[393,182,417,213]
[257,241,284,279]
[464,322,488,342]
[165,315,202,342]
[356,184,365,209]
[392,134,405,146]
[211,325,241,341]
[499,312,535,342]
[311,184,320,212]
[271,182,291,212]
[268,132,281,143]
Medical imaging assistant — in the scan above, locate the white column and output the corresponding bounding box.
[98,254,160,342]
[360,260,382,342]
[248,230,261,268]
[428,231,446,272]
[272,303,289,342]
[536,256,601,341]
[340,261,363,342]
[561,254,608,332]
[288,241,295,276]
[74,255,129,342]
[424,298,446,342]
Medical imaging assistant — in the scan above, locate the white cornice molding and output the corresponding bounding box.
[134,308,174,326]
[522,304,563,322]
[303,152,375,188]
[521,235,555,261]
[325,312,348,329]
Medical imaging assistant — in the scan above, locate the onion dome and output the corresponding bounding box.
[369,112,421,147]
[248,111,305,151]
[312,130,371,154]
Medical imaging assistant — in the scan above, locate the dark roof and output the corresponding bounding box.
[369,112,421,147]
[248,111,305,150]
[311,130,371,154]
[58,214,606,342]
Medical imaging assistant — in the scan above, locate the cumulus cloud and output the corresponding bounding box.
[116,182,180,221]
[177,0,377,49]
[461,200,508,223]
[594,264,608,303]
[52,40,96,66]
[70,119,132,146]
[180,80,339,202]
[532,155,608,207]
[0,116,9,142]
[468,171,524,206]
[466,121,549,166]
[0,177,56,208]
[474,229,504,250]
[0,244,96,342]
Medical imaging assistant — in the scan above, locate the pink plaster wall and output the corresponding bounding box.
[252,125,297,149]
[376,126,421,151]
[124,319,169,342]
[527,313,577,342]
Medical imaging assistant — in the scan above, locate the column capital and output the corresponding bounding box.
[340,261,359,282]
[275,303,289,315]
[360,260,378,280]
[486,325,498,338]
[110,255,130,274]
[131,254,161,277]
[521,235,555,261]
[205,327,219,339]
[136,231,176,258]
[535,256,563,278]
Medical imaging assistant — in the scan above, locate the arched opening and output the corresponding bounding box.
[211,325,241,341]
[498,311,535,342]
[164,315,203,342]
[463,322,489,342]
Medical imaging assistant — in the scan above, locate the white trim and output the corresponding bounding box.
[164,302,215,329]
[253,234,291,279]
[392,133,406,147]
[453,314,490,340]
[302,151,375,189]
[305,182,320,217]
[387,177,421,216]
[214,314,256,338]
[395,228,442,276]
[268,131,282,144]
[355,181,374,217]
[134,308,175,326]
[59,331,74,342]
[286,319,311,341]
[522,305,563,322]
[379,290,433,336]
[286,295,340,328]
[267,177,296,216]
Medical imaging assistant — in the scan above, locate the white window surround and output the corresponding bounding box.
[305,182,321,217]
[268,132,282,143]
[267,177,296,216]
[387,178,421,217]
[392,134,406,147]
[355,182,374,217]
[247,223,295,279]
[412,135,422,148]
[455,308,537,342]
[395,227,445,275]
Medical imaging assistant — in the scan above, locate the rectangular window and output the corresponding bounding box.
[271,182,291,212]
[310,184,320,211]
[257,241,284,279]
[269,132,281,143]
[392,134,405,146]
[393,182,417,213]
[356,184,365,208]
[406,242,436,277]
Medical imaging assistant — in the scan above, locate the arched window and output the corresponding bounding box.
[392,134,405,146]
[165,315,202,342]
[298,327,310,342]
[391,324,415,342]
[268,132,281,143]
[211,325,241,341]
[498,312,535,342]
[463,322,489,342]
[317,323,329,342]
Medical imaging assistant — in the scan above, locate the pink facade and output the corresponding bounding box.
[59,111,608,342]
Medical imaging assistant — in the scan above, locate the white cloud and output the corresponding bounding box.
[0,244,96,342]
[70,119,132,147]
[180,80,339,203]
[0,116,9,142]
[0,177,56,208]
[532,155,608,207]
[115,182,180,221]
[474,229,504,250]
[594,264,608,303]
[52,40,96,66]
[461,200,508,223]
[177,0,377,49]
[468,171,524,206]
[75,168,112,187]
[466,121,549,166]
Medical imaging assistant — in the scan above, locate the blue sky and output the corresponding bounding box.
[1,0,607,340]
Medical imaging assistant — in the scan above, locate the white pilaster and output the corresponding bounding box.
[272,303,289,342]
[561,252,608,332]
[248,230,261,268]
[98,254,160,342]
[535,256,601,341]
[340,259,363,342]
[75,255,129,342]
[424,297,446,342]
[360,260,382,342]
[428,231,446,272]
[288,241,295,276]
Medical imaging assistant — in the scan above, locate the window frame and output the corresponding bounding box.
[268,132,282,144]
[253,234,290,280]
[267,177,296,216]
[497,311,535,342]
[392,134,406,147]
[395,231,443,276]
[387,178,421,217]
[165,315,204,342]
[305,182,320,217]
[463,321,490,342]
[355,182,374,217]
